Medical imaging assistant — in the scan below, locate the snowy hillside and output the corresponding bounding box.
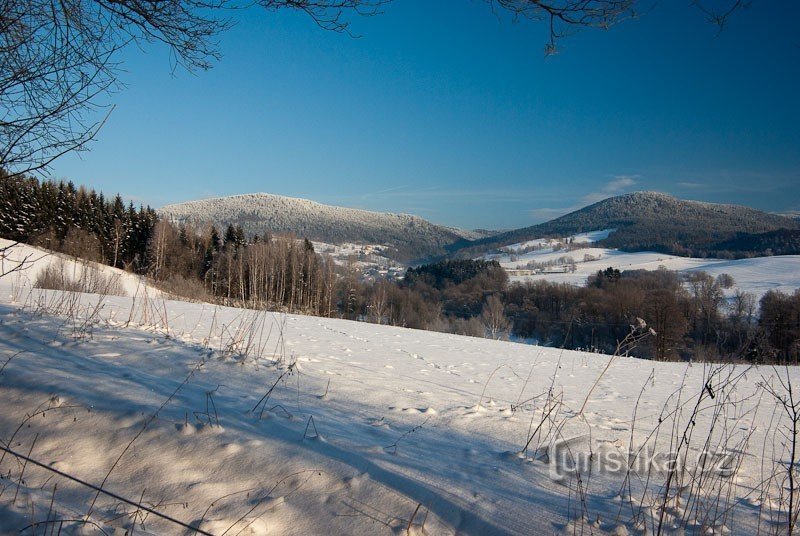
[458,192,800,258]
[0,239,161,299]
[2,274,800,534]
[159,193,472,262]
[311,241,407,281]
[487,232,800,301]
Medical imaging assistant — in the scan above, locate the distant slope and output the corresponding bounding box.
[775,211,800,222]
[159,193,472,262]
[714,229,800,257]
[453,192,800,258]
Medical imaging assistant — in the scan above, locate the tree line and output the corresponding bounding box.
[0,173,335,315]
[341,260,800,364]
[2,174,798,363]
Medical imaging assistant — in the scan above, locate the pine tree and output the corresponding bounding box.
[224,224,237,248]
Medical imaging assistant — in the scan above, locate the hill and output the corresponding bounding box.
[159,193,473,262]
[1,273,797,535]
[453,191,800,258]
[714,228,800,257]
[0,238,162,299]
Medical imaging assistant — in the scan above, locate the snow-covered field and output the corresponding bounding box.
[2,259,800,534]
[311,241,405,281]
[486,232,800,301]
[0,239,162,299]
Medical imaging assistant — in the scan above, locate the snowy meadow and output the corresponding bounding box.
[1,246,800,535]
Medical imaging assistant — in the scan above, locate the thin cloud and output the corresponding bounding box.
[606,175,638,191]
[677,181,706,189]
[529,175,640,222]
[364,185,412,196]
[580,175,638,205]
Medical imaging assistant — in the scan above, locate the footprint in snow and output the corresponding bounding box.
[401,407,437,415]
[192,518,269,536]
[175,422,223,436]
[367,416,388,427]
[463,404,489,416]
[223,442,242,454]
[50,460,71,473]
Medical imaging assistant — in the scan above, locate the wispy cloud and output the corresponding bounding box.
[676,181,706,189]
[580,175,639,205]
[362,185,413,196]
[529,175,640,222]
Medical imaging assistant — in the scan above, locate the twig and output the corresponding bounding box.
[303,415,319,439]
[13,433,39,506]
[0,444,213,535]
[86,353,207,517]
[384,417,430,455]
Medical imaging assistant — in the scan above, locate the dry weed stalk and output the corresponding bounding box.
[383,417,430,455]
[578,319,654,416]
[761,366,800,534]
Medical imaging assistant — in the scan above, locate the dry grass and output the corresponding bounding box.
[34,258,124,296]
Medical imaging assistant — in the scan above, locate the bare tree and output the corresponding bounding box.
[481,294,510,339]
[691,0,750,33]
[368,279,390,324]
[0,0,386,178]
[489,0,748,54]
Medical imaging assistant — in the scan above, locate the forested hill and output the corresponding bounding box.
[159,193,475,262]
[451,192,800,259]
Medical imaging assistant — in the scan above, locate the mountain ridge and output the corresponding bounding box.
[159,190,800,262]
[159,192,477,262]
[449,191,800,258]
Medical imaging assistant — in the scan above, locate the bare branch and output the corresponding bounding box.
[486,0,637,53]
[0,0,386,177]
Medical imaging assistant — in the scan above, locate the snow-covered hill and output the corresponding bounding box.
[159,193,473,262]
[0,238,161,299]
[1,276,799,534]
[457,191,800,258]
[486,232,800,301]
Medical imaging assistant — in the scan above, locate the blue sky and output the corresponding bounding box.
[50,1,800,230]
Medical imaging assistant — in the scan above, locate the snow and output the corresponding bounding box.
[310,241,406,282]
[684,256,800,299]
[158,193,466,259]
[0,239,162,299]
[570,229,615,244]
[1,262,799,534]
[496,229,613,255]
[501,238,551,253]
[487,234,800,301]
